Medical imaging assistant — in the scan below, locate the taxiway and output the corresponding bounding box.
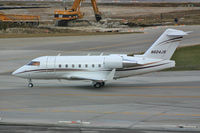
[0,25,200,132]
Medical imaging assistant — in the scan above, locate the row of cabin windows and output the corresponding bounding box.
[58,64,102,68]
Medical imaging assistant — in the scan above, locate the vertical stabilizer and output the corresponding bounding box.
[143,29,188,60]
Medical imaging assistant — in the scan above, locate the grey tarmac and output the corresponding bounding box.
[0,25,200,132]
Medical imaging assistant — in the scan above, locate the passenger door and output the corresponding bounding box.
[46,56,56,78]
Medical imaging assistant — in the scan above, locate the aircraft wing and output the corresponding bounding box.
[70,75,104,82]
[63,69,116,82]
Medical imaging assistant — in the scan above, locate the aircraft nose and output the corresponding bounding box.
[12,67,24,76]
[12,69,21,76]
[12,71,17,76]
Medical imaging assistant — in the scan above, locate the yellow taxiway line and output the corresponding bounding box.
[0,108,200,117]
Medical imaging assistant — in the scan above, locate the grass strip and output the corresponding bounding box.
[168,45,200,71]
[0,32,139,38]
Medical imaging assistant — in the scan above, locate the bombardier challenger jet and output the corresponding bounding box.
[12,29,189,88]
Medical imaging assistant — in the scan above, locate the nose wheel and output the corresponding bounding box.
[28,79,33,88]
[28,83,33,88]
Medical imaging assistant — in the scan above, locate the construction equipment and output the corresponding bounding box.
[0,12,40,27]
[91,0,102,21]
[54,0,102,26]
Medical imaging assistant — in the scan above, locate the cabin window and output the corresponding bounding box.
[59,64,62,68]
[92,64,95,68]
[65,64,68,68]
[72,64,75,68]
[85,64,88,68]
[27,61,40,66]
[79,64,81,68]
[98,64,101,67]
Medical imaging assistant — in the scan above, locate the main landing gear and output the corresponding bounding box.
[93,81,105,88]
[28,79,33,88]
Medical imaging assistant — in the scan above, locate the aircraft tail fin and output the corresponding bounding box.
[143,29,189,60]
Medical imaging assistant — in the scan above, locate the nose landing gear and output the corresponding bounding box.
[28,79,33,88]
[28,83,33,88]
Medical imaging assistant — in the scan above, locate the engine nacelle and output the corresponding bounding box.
[104,55,142,69]
[104,55,123,69]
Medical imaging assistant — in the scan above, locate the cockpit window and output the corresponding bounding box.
[27,61,40,66]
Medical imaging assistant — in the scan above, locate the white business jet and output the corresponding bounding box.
[12,29,188,88]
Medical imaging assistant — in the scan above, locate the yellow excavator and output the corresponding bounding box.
[54,0,102,26]
[0,12,39,28]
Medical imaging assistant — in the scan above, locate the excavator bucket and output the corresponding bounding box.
[95,14,102,22]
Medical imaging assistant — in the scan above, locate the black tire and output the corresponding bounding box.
[94,82,101,88]
[28,83,33,88]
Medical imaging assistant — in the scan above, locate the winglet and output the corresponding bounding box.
[106,69,116,81]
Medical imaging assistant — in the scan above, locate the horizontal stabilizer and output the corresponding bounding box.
[166,29,188,36]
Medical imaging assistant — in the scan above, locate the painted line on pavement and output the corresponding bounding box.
[0,108,200,117]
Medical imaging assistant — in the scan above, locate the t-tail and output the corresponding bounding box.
[143,29,189,60]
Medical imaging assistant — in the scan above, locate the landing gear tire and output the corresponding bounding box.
[93,82,102,88]
[93,82,105,88]
[28,83,33,88]
[28,79,33,88]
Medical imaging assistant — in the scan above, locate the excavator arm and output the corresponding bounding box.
[71,0,84,11]
[91,0,102,21]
